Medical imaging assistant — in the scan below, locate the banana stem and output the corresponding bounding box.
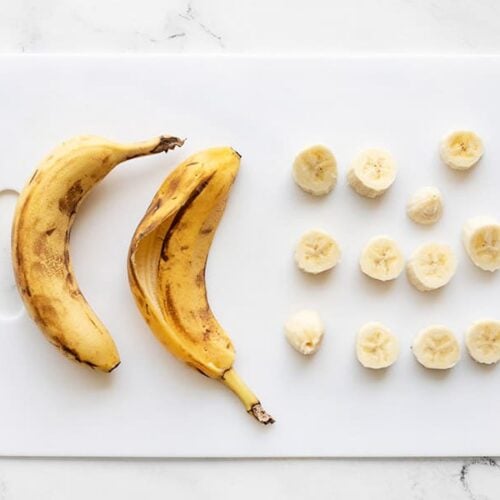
[222,368,275,425]
[122,135,185,158]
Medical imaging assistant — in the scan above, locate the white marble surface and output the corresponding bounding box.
[2,0,500,498]
[2,0,500,54]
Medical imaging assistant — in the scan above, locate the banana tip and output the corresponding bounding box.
[154,135,186,154]
[249,403,275,425]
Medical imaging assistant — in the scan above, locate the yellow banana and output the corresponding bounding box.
[12,134,184,371]
[128,147,274,424]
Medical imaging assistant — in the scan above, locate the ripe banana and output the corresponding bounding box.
[360,235,404,281]
[347,148,397,198]
[407,186,443,225]
[12,134,183,371]
[128,147,274,424]
[463,216,500,272]
[292,145,337,195]
[295,229,340,274]
[356,321,399,369]
[465,319,500,364]
[284,309,324,355]
[440,130,483,170]
[412,325,460,369]
[406,243,457,291]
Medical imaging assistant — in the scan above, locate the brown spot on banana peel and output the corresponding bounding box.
[200,227,213,235]
[158,175,215,263]
[33,235,48,257]
[58,180,84,215]
[195,269,205,287]
[164,284,184,332]
[148,198,163,215]
[65,272,75,287]
[28,169,39,184]
[195,367,210,377]
[108,361,121,372]
[160,174,215,256]
[57,342,98,370]
[45,227,57,236]
[164,177,181,197]
[63,250,70,268]
[198,307,211,323]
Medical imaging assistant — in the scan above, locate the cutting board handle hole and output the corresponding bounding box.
[0,189,24,321]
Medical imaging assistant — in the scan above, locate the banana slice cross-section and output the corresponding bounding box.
[463,216,500,272]
[412,325,460,369]
[284,310,324,355]
[360,236,404,281]
[407,186,443,225]
[347,148,397,198]
[466,319,500,365]
[356,322,399,369]
[292,145,337,196]
[295,229,341,274]
[406,243,457,291]
[440,130,484,170]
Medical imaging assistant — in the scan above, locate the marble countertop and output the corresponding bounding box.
[2,0,500,498]
[2,0,500,54]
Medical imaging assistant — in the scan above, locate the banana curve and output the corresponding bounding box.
[12,134,184,371]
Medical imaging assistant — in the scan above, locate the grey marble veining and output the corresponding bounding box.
[2,0,500,54]
[0,457,497,499]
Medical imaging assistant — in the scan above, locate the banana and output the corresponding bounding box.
[294,229,340,274]
[292,145,337,195]
[407,186,443,225]
[128,147,274,424]
[360,235,404,281]
[356,321,399,369]
[347,148,397,198]
[12,134,183,371]
[462,216,500,272]
[465,319,500,365]
[406,243,457,291]
[284,309,324,355]
[440,130,484,170]
[412,325,460,369]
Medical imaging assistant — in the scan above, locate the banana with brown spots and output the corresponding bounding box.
[12,134,184,371]
[128,147,274,424]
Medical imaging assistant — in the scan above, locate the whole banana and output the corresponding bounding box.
[12,134,184,371]
[128,147,274,424]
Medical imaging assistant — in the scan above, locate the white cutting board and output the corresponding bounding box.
[0,55,500,457]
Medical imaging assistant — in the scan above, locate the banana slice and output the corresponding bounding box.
[406,243,457,291]
[284,310,324,355]
[293,145,337,195]
[465,319,500,365]
[347,148,397,198]
[407,186,443,225]
[360,236,404,281]
[295,229,341,274]
[462,216,500,272]
[440,130,484,170]
[412,325,460,369]
[356,322,399,369]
